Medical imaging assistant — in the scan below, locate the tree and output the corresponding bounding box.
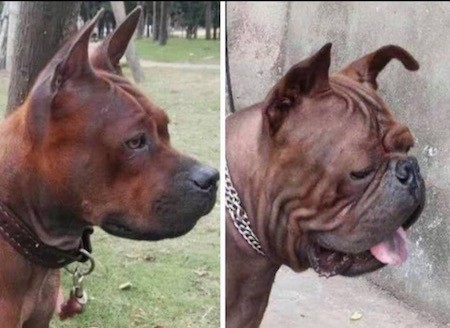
[79,2,116,39]
[205,1,212,40]
[159,1,169,46]
[5,1,19,71]
[110,1,145,83]
[6,2,81,114]
[212,1,220,40]
[0,3,9,69]
[145,4,151,38]
[179,2,204,39]
[152,1,160,41]
[136,1,145,39]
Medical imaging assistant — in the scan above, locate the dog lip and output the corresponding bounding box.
[308,204,421,277]
[101,220,136,237]
[307,242,383,277]
[101,220,196,241]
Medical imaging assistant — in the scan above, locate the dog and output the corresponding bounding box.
[0,8,218,327]
[226,43,425,327]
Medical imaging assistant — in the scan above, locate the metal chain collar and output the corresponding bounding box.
[225,165,265,256]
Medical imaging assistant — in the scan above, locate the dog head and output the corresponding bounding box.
[20,8,218,241]
[262,43,425,276]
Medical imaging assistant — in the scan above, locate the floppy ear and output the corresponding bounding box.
[338,45,419,90]
[90,6,142,75]
[26,9,104,140]
[265,43,332,135]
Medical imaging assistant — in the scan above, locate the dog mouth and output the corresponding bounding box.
[100,182,218,241]
[307,205,422,278]
[101,217,198,241]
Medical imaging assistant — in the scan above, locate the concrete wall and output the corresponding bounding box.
[227,1,450,323]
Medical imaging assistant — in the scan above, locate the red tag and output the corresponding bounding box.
[58,290,85,320]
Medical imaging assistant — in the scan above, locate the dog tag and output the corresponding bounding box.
[73,270,89,303]
[75,289,88,305]
[59,269,89,320]
[59,290,85,320]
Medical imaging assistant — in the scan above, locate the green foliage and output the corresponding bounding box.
[173,1,205,27]
[171,1,220,38]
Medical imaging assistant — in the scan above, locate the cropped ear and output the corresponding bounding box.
[265,43,332,135]
[43,9,104,92]
[26,9,104,140]
[338,45,419,90]
[90,6,142,75]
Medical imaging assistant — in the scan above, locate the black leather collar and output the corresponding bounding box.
[0,202,93,268]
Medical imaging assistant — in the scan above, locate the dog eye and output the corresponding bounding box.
[350,168,374,180]
[125,134,147,150]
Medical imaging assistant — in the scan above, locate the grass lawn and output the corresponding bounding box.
[0,64,220,327]
[135,37,220,65]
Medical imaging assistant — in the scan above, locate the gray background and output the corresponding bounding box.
[227,1,450,324]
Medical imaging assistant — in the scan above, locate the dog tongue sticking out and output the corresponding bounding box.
[370,227,408,265]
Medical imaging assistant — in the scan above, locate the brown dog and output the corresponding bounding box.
[226,44,425,327]
[0,8,218,328]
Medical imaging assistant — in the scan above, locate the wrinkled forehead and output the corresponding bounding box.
[330,74,414,151]
[330,74,389,135]
[95,70,169,126]
[277,74,414,155]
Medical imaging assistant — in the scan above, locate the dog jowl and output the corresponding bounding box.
[0,8,217,327]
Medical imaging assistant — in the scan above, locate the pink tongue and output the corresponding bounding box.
[370,227,408,265]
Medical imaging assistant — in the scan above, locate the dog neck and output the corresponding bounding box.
[226,214,279,328]
[0,110,88,251]
[226,104,270,249]
[227,105,308,270]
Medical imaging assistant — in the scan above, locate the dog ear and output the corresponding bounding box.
[26,9,103,140]
[90,6,142,75]
[338,45,419,90]
[29,8,104,96]
[50,9,104,91]
[265,43,332,135]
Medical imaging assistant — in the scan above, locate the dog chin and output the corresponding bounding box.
[100,216,198,241]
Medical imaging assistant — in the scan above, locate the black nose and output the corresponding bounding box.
[189,165,219,191]
[395,157,419,186]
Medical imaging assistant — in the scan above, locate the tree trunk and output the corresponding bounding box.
[152,1,160,41]
[98,16,105,39]
[158,1,169,46]
[110,1,145,83]
[0,3,9,69]
[145,5,150,37]
[6,1,81,115]
[213,1,219,40]
[136,1,144,39]
[5,1,19,71]
[205,1,212,40]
